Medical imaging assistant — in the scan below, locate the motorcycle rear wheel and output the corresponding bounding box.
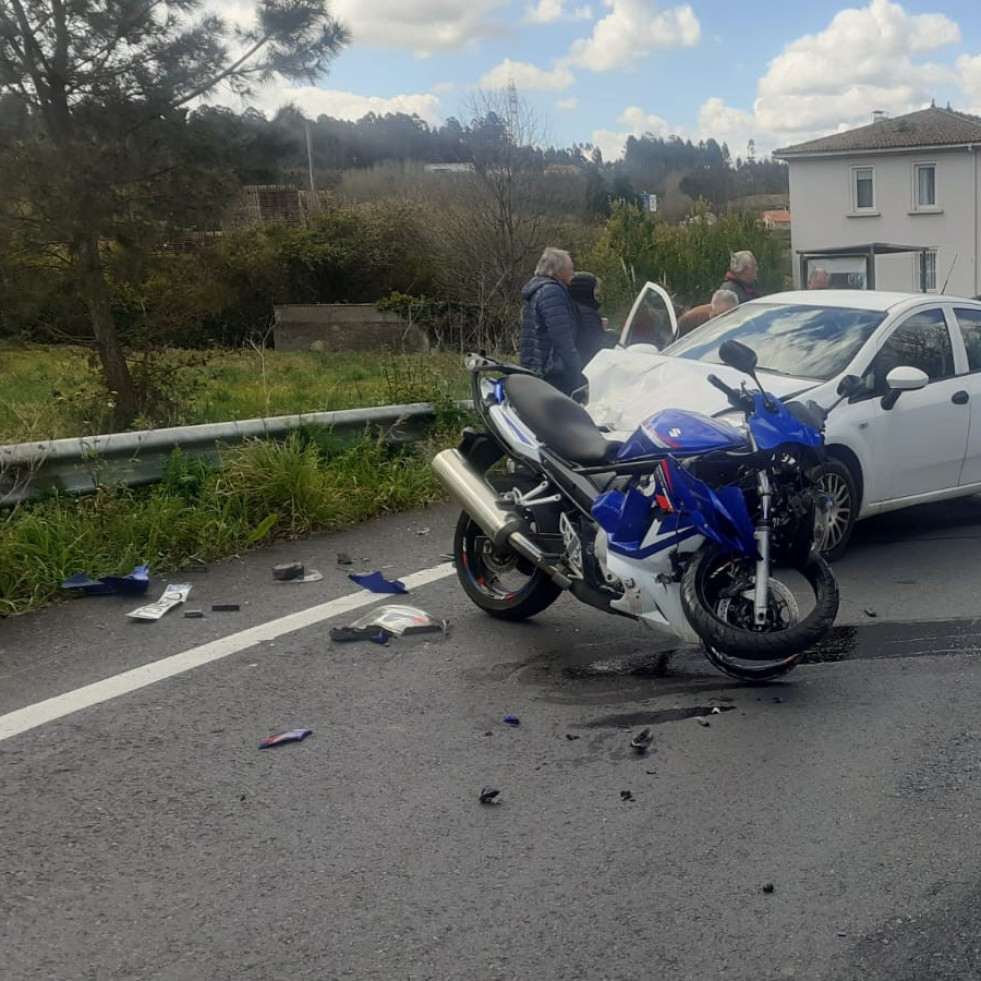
[681,544,839,682]
[453,476,563,621]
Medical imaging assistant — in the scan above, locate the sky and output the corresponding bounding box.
[209,0,981,161]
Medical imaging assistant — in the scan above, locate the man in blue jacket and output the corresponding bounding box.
[520,247,583,396]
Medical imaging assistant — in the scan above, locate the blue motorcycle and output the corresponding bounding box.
[432,339,861,681]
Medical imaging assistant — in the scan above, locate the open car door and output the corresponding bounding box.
[618,281,679,350]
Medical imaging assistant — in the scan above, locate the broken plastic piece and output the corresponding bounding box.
[259,728,312,749]
[127,583,191,620]
[63,564,150,596]
[183,610,205,619]
[630,728,653,752]
[348,571,407,594]
[479,787,500,805]
[347,605,446,637]
[212,603,240,612]
[696,717,710,727]
[273,562,305,581]
[864,607,878,617]
[620,790,635,801]
[762,883,775,894]
[336,552,353,565]
[503,715,520,726]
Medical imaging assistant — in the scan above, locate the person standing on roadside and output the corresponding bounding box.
[718,250,761,303]
[568,271,615,366]
[520,247,583,396]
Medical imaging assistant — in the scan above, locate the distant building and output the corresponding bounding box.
[762,208,792,231]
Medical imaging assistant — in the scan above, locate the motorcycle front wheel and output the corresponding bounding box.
[680,544,839,682]
[453,476,563,621]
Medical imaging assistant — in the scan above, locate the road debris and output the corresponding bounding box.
[348,570,408,594]
[503,715,520,726]
[336,552,353,566]
[710,707,722,715]
[259,728,312,749]
[183,610,205,619]
[63,564,150,596]
[620,790,635,801]
[864,607,878,618]
[212,603,240,612]
[330,606,446,644]
[762,882,775,894]
[273,562,304,581]
[772,696,786,703]
[479,787,501,805]
[127,583,191,620]
[696,717,711,727]
[630,728,653,753]
[566,734,580,741]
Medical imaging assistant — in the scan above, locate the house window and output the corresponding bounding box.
[851,166,875,212]
[913,163,937,210]
[920,250,937,292]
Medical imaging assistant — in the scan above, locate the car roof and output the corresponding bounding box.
[745,289,979,312]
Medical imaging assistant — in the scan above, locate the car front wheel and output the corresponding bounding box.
[816,459,858,561]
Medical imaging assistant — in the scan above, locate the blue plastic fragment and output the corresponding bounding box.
[259,728,312,749]
[62,564,150,595]
[503,715,520,726]
[348,571,408,594]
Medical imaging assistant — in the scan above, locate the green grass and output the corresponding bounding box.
[0,427,462,617]
[0,343,472,442]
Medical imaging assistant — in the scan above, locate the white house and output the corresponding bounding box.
[774,106,981,298]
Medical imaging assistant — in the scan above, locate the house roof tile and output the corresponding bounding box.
[774,106,981,158]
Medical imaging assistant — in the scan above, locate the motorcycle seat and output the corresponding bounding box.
[504,373,622,465]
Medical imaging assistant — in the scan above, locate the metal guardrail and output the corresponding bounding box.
[0,402,472,507]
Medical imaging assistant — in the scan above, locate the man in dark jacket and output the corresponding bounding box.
[718,250,760,303]
[520,247,583,396]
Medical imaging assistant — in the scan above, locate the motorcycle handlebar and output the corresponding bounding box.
[707,373,753,411]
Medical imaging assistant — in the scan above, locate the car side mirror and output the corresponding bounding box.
[881,366,929,410]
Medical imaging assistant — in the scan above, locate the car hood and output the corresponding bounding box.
[584,348,819,434]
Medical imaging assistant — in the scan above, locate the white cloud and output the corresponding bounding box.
[557,97,579,110]
[702,0,962,153]
[480,58,575,90]
[242,86,443,126]
[591,106,673,160]
[567,0,700,72]
[956,53,981,114]
[328,0,510,56]
[524,0,592,23]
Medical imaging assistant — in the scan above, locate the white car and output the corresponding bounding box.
[585,283,981,558]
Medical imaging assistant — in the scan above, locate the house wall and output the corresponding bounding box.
[787,148,981,297]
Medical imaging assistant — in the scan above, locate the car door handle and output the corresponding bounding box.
[952,390,969,405]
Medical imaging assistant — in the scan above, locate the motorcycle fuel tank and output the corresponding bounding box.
[616,408,749,461]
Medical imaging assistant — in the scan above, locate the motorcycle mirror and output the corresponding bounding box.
[836,374,864,398]
[719,339,758,375]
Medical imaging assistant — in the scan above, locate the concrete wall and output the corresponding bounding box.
[786,147,980,297]
[273,304,429,354]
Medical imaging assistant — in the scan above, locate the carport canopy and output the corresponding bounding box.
[798,242,931,290]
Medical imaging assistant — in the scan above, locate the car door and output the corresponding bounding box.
[950,304,981,486]
[855,305,970,504]
[618,282,679,350]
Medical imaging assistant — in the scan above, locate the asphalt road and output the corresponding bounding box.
[3,496,981,980]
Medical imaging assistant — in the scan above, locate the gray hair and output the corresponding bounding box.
[730,250,757,274]
[711,288,739,310]
[808,266,830,286]
[535,247,573,278]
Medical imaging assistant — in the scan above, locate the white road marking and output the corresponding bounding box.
[0,563,455,743]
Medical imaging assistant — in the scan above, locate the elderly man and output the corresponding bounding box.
[676,288,740,336]
[520,247,583,396]
[807,266,831,289]
[718,250,760,303]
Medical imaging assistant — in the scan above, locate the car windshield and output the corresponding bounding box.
[662,302,887,380]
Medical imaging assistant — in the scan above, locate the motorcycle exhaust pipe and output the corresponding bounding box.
[432,449,570,588]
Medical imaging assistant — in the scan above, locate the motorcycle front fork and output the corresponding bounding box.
[752,470,773,626]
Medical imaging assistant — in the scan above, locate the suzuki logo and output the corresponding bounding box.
[668,428,682,438]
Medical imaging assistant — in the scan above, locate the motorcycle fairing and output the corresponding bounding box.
[748,392,823,451]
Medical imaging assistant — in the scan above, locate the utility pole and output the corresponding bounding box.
[304,120,315,192]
